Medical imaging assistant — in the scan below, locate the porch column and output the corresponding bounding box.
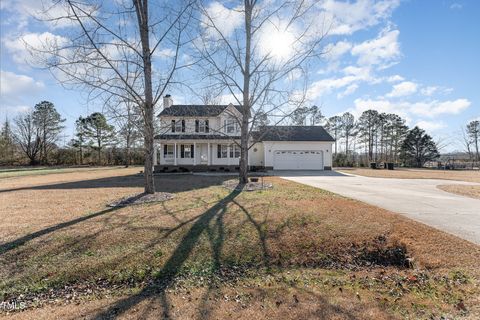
[207,142,211,165]
[160,143,163,164]
[227,144,230,166]
[174,142,177,166]
[193,142,196,166]
[153,142,157,167]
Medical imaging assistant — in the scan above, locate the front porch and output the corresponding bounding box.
[154,140,245,172]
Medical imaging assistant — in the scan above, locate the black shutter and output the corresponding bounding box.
[195,120,199,132]
[205,120,209,133]
[180,145,185,158]
[182,119,185,132]
[171,120,175,132]
[163,144,167,156]
[230,145,233,158]
[217,144,221,158]
[191,144,194,158]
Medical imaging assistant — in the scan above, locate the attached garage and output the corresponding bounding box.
[253,126,335,171]
[273,150,324,170]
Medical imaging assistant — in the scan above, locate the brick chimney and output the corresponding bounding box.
[163,94,173,109]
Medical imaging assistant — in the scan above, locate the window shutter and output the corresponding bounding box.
[205,120,209,133]
[180,145,185,158]
[163,144,167,156]
[171,120,175,132]
[195,120,199,133]
[182,119,185,132]
[217,144,221,158]
[191,144,194,158]
[230,145,233,158]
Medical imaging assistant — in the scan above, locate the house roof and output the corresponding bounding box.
[155,134,241,140]
[253,126,335,142]
[158,104,241,117]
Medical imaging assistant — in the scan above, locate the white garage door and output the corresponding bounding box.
[273,150,324,170]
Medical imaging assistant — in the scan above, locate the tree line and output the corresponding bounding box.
[289,106,449,168]
[0,101,144,166]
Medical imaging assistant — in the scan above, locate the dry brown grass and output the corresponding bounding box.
[338,167,480,183]
[437,185,480,199]
[1,168,479,319]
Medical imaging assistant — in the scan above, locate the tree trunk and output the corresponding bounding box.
[239,2,252,184]
[137,0,155,194]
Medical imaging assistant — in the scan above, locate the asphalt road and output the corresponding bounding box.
[277,171,480,245]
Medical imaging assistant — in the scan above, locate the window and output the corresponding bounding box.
[181,144,194,158]
[195,119,209,133]
[229,145,241,158]
[163,145,174,158]
[217,144,228,158]
[172,119,185,133]
[224,118,236,133]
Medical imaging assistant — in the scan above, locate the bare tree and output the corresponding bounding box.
[466,120,480,162]
[13,112,42,165]
[195,0,326,183]
[340,112,354,157]
[30,0,194,193]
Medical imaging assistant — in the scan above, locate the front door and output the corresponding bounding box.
[200,144,208,164]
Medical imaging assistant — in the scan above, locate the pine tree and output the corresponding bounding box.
[400,127,439,167]
[0,119,15,164]
[32,101,66,164]
[82,113,115,165]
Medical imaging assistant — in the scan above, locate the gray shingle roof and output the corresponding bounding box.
[253,126,335,142]
[158,104,241,117]
[155,134,241,140]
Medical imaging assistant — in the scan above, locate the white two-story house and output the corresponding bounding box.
[154,95,334,172]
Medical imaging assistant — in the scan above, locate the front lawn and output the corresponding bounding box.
[1,169,479,319]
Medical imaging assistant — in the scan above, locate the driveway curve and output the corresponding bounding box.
[277,171,480,245]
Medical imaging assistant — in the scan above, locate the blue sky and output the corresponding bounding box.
[1,0,479,151]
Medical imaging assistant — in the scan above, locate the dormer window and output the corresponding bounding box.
[171,119,185,133]
[224,118,236,133]
[195,119,209,133]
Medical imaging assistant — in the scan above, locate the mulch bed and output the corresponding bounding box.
[108,192,175,207]
[223,179,273,191]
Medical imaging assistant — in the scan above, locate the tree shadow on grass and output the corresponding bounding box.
[92,188,242,320]
[0,206,123,255]
[0,174,231,194]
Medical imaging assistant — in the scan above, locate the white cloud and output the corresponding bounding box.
[415,120,446,131]
[153,48,176,59]
[1,0,95,30]
[450,3,463,10]
[307,65,373,99]
[3,32,68,66]
[386,81,418,97]
[337,84,359,98]
[420,86,453,96]
[351,97,471,123]
[320,0,401,35]
[202,2,243,37]
[324,40,352,60]
[411,99,471,117]
[0,70,45,118]
[386,74,404,82]
[351,28,401,68]
[351,98,411,122]
[0,70,45,97]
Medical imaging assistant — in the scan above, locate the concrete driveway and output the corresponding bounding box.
[276,171,480,245]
